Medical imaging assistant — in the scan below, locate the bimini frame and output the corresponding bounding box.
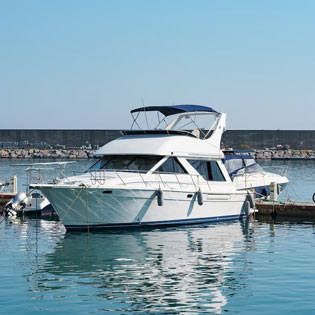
[130,104,221,140]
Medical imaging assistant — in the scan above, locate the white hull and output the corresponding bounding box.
[232,172,288,197]
[41,187,249,230]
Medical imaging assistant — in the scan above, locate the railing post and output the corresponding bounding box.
[116,171,126,185]
[174,173,182,189]
[138,172,148,187]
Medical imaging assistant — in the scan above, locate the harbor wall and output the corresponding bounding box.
[0,129,315,150]
[222,130,315,150]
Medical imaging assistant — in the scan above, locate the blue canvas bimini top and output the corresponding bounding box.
[131,105,218,117]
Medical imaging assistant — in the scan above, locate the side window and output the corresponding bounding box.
[156,157,187,174]
[188,160,226,181]
[90,159,102,170]
[208,161,226,181]
[104,156,131,170]
[188,160,209,180]
[127,156,161,172]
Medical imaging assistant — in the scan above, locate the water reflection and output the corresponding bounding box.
[30,220,254,314]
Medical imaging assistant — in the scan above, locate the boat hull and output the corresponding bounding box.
[238,182,288,198]
[40,187,249,231]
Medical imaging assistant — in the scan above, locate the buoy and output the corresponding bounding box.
[246,192,255,209]
[244,200,250,216]
[197,188,203,206]
[157,187,163,206]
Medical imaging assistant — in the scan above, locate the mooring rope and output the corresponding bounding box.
[85,189,89,233]
[60,187,84,221]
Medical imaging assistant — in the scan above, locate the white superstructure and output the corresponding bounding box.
[35,105,253,230]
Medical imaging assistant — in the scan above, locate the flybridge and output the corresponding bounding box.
[129,104,223,141]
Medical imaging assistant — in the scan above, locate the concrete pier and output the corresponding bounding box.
[255,200,315,217]
[0,193,16,207]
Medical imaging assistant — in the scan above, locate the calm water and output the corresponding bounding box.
[1,159,315,314]
[260,159,315,203]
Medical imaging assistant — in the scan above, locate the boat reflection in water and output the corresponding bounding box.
[32,220,255,314]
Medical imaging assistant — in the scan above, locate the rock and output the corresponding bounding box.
[0,149,9,158]
[256,153,265,159]
[40,150,49,156]
[21,150,29,158]
[59,153,69,159]
[77,151,88,159]
[263,151,272,158]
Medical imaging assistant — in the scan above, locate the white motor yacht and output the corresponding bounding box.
[34,105,254,230]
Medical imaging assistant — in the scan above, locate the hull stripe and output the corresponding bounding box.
[65,214,245,231]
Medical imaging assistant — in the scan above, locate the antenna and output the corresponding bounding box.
[142,98,149,129]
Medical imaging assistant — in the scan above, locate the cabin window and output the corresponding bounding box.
[188,160,208,179]
[89,155,162,172]
[208,161,225,181]
[31,193,41,198]
[188,160,226,181]
[155,157,187,174]
[90,159,102,170]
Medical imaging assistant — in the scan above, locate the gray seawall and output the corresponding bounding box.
[0,129,315,150]
[222,130,315,150]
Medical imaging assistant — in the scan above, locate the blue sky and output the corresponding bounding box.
[1,0,314,129]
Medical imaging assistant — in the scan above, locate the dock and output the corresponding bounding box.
[0,193,16,208]
[255,200,315,217]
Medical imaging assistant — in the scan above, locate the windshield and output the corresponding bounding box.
[89,155,162,173]
[224,159,243,175]
[224,156,263,176]
[244,163,264,173]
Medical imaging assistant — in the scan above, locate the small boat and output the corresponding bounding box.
[4,191,55,217]
[34,105,254,231]
[3,166,60,217]
[223,150,289,198]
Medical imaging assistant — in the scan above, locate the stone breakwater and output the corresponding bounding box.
[0,147,315,160]
[0,149,96,159]
[254,148,315,160]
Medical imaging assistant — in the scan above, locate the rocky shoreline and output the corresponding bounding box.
[1,146,315,160]
[0,148,95,159]
[253,145,315,160]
